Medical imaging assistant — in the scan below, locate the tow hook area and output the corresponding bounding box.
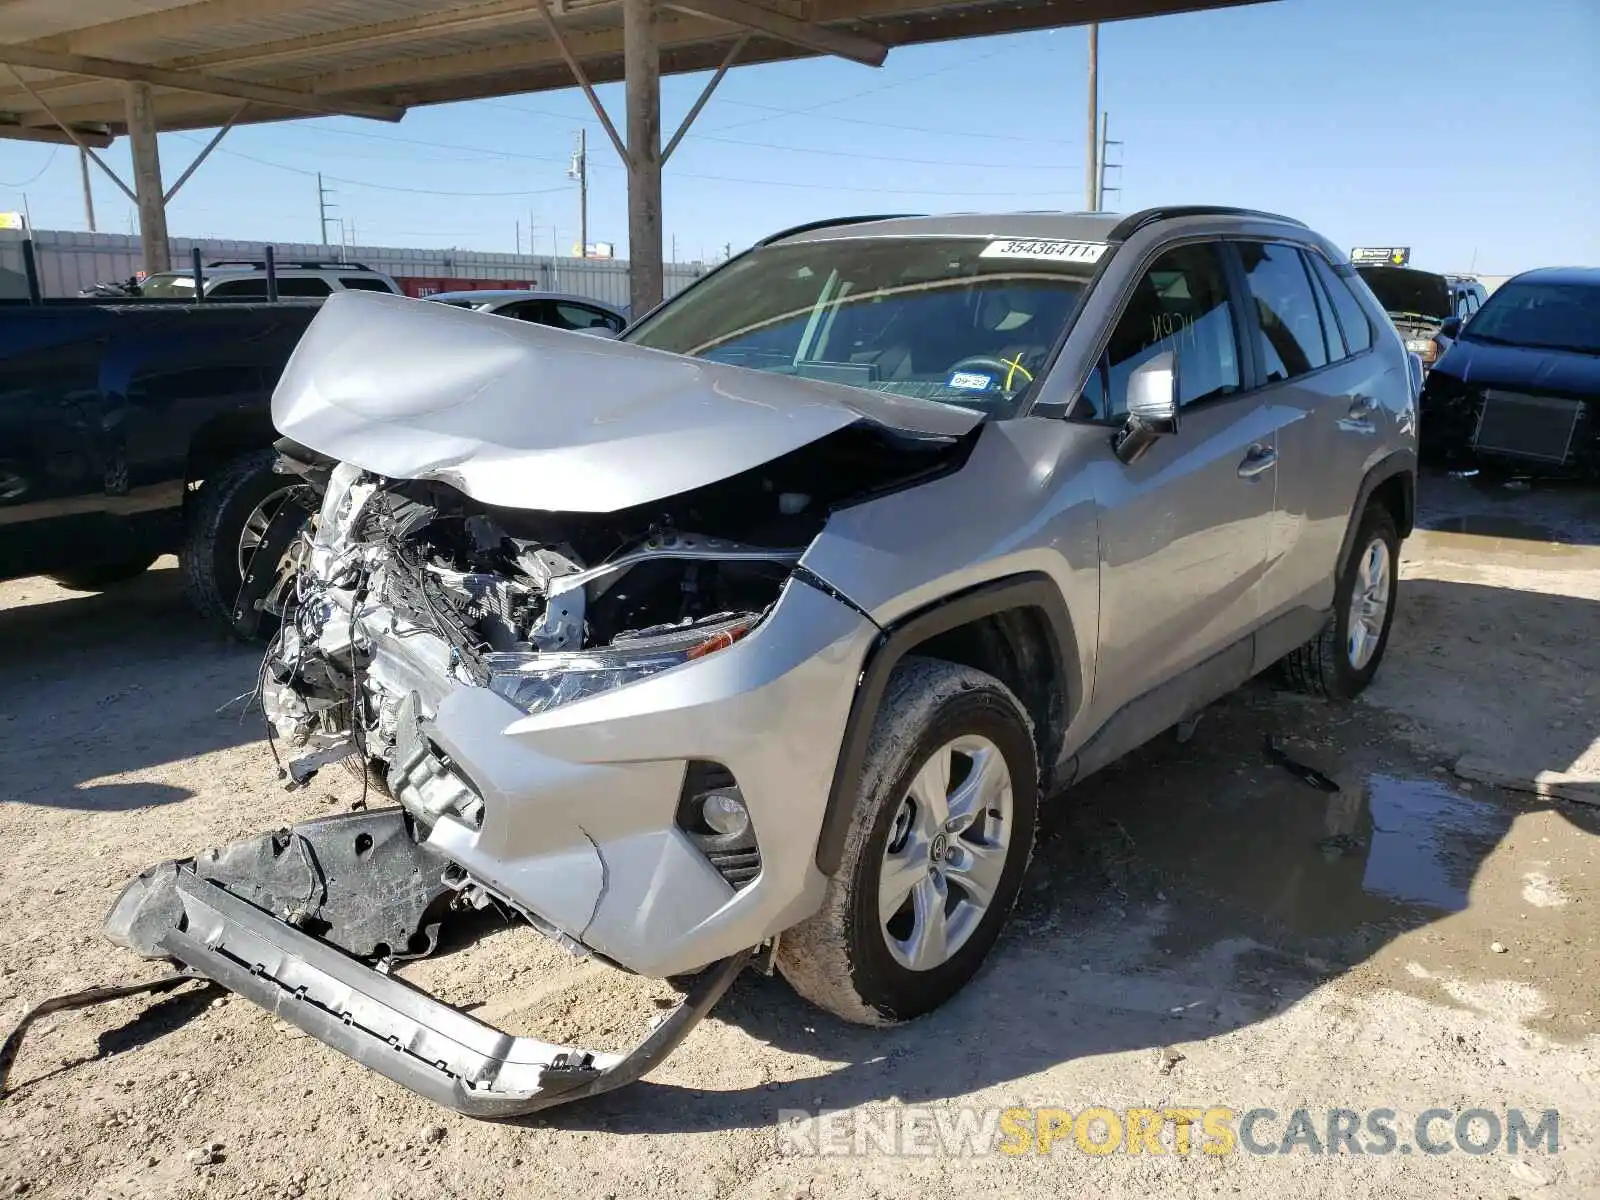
[74,809,755,1116]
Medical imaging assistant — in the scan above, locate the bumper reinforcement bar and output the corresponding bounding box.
[106,864,753,1117]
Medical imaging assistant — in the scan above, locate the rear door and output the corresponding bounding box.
[1088,240,1284,716]
[1242,242,1385,626]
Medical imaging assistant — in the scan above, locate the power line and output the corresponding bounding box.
[181,135,1072,199]
[172,137,575,196]
[297,113,1078,172]
[1,144,59,187]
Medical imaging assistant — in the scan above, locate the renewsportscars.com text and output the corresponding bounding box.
[776,1105,1561,1159]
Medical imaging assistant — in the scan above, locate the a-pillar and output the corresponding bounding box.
[624,0,663,315]
[124,81,170,276]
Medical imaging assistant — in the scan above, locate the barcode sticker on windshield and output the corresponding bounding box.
[980,239,1109,263]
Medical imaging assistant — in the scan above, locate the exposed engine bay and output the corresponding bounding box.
[261,422,966,836]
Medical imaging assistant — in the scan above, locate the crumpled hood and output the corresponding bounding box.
[1434,337,1600,399]
[271,291,982,512]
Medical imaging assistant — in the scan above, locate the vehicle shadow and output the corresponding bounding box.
[0,566,266,805]
[527,579,1599,1136]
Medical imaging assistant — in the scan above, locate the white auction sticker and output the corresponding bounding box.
[979,238,1109,263]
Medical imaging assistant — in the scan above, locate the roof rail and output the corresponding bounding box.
[205,259,375,271]
[1107,206,1308,241]
[757,214,921,246]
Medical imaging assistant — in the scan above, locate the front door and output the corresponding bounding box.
[1086,241,1284,721]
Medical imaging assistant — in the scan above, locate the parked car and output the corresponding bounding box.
[0,300,320,631]
[423,288,627,333]
[135,260,402,300]
[1355,264,1463,372]
[1419,266,1600,475]
[107,206,1418,1116]
[1444,275,1489,320]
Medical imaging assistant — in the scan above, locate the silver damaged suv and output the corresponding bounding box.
[104,207,1420,1115]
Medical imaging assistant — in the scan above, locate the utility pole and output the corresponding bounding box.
[567,128,588,258]
[78,147,96,232]
[317,172,338,248]
[1098,113,1123,211]
[1085,23,1099,212]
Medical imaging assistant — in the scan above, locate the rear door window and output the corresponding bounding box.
[498,300,553,323]
[339,276,393,292]
[1237,242,1329,382]
[276,278,333,297]
[1300,250,1347,362]
[207,278,266,298]
[1307,255,1374,354]
[549,301,620,331]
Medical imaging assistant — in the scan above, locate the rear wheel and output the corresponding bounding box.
[181,450,310,642]
[777,658,1039,1025]
[1278,504,1399,699]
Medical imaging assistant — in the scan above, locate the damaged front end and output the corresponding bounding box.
[102,292,977,1112]
[104,809,752,1116]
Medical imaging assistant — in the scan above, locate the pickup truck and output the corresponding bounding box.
[0,299,319,635]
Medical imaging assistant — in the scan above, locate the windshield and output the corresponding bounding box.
[136,272,201,299]
[1463,280,1600,356]
[1354,266,1451,322]
[625,236,1098,418]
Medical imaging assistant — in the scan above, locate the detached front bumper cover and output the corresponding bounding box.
[102,861,752,1117]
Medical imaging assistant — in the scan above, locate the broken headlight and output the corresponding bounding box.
[484,614,754,717]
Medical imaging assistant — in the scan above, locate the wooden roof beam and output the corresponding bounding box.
[0,42,404,122]
[662,0,886,66]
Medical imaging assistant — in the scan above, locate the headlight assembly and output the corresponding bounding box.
[485,614,755,717]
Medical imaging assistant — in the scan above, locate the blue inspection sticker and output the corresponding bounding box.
[948,371,993,391]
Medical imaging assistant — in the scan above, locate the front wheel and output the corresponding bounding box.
[777,658,1039,1025]
[1278,504,1400,699]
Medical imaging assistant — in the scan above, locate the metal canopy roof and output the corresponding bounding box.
[0,0,1267,148]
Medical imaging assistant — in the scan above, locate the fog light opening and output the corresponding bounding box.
[701,790,751,838]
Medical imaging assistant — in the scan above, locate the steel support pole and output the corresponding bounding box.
[1085,22,1098,212]
[624,0,663,315]
[79,146,96,232]
[123,81,170,275]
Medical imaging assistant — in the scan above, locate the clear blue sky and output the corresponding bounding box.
[2,0,1595,274]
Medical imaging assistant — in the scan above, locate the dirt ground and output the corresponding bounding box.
[1,471,1596,1200]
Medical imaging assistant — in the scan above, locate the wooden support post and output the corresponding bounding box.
[123,82,170,275]
[624,0,663,315]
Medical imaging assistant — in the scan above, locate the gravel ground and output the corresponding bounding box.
[1,472,1596,1200]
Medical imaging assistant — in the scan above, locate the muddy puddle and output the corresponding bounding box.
[1040,688,1526,965]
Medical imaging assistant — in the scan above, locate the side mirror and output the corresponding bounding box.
[1113,350,1178,464]
[1439,316,1462,339]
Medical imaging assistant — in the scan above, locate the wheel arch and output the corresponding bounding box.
[185,412,279,498]
[1338,450,1415,579]
[813,572,1081,875]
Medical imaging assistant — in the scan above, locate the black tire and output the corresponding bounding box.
[777,657,1039,1025]
[1278,504,1400,699]
[181,450,302,641]
[48,554,158,592]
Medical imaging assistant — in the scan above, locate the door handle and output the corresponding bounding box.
[1237,444,1277,479]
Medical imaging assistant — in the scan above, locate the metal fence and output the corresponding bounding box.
[0,228,707,306]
